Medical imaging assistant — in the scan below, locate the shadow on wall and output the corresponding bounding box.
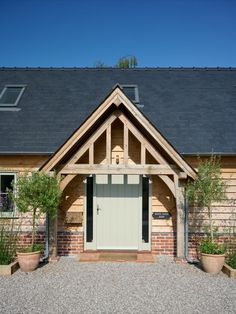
[57,175,84,256]
[153,176,177,233]
[58,175,84,230]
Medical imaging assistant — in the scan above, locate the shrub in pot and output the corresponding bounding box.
[199,238,226,274]
[186,156,228,274]
[12,172,61,272]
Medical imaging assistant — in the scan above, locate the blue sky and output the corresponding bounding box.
[0,0,235,67]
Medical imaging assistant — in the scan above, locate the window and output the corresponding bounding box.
[0,173,16,214]
[121,85,140,104]
[0,85,26,107]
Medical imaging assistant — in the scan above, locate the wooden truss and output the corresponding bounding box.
[57,109,187,200]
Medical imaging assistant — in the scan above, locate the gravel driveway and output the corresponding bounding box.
[0,257,235,314]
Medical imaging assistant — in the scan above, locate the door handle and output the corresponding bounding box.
[97,205,101,214]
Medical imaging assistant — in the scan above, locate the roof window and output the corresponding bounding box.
[121,85,140,105]
[0,85,26,107]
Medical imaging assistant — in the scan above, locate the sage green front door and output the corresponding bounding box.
[96,175,140,250]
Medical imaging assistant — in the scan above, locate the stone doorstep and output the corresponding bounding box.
[78,252,155,263]
[222,263,236,278]
[78,253,100,262]
[0,261,19,276]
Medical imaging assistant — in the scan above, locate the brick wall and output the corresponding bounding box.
[18,231,235,257]
[188,233,236,258]
[151,232,176,256]
[18,232,45,247]
[152,232,236,258]
[57,231,84,256]
[18,231,84,256]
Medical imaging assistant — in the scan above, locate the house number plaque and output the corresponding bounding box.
[152,212,171,219]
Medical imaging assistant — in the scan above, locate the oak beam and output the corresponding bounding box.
[124,123,129,164]
[158,174,176,198]
[60,174,76,191]
[106,124,111,164]
[141,144,146,164]
[65,113,118,165]
[118,114,168,165]
[60,164,176,175]
[89,144,94,165]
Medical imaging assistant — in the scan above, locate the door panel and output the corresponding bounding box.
[96,175,139,249]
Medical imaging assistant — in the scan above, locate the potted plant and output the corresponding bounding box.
[186,156,228,274]
[13,172,61,272]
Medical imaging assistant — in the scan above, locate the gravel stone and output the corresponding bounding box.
[0,257,235,314]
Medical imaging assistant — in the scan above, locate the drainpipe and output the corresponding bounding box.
[42,213,49,262]
[184,193,198,264]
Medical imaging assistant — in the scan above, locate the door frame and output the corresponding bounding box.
[84,175,152,251]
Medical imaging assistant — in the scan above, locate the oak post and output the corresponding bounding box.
[49,173,60,261]
[124,123,129,164]
[175,176,185,258]
[106,124,111,164]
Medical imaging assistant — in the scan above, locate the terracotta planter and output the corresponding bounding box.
[17,251,41,272]
[201,253,225,274]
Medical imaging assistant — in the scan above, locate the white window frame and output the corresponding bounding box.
[0,172,17,217]
[0,85,26,107]
[121,85,140,104]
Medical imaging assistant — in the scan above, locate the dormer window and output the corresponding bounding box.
[0,85,26,107]
[121,85,140,104]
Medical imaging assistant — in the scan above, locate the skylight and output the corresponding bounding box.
[0,85,26,107]
[121,85,140,104]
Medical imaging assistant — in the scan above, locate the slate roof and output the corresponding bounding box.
[0,67,236,155]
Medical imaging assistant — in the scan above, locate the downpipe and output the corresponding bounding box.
[42,213,49,262]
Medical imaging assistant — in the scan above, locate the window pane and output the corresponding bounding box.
[86,177,93,242]
[0,87,22,105]
[123,87,136,102]
[1,175,14,192]
[142,177,149,243]
[0,175,14,213]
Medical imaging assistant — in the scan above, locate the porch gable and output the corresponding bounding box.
[40,86,196,180]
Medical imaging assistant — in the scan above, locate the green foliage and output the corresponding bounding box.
[116,55,138,68]
[94,61,108,68]
[93,56,138,68]
[199,238,226,255]
[19,244,44,253]
[186,156,226,208]
[0,218,20,265]
[227,251,236,269]
[13,172,61,251]
[14,172,61,217]
[186,155,227,241]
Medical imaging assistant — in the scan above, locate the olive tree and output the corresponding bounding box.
[13,172,61,251]
[186,156,227,241]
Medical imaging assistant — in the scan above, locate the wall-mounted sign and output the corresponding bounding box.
[152,212,171,219]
